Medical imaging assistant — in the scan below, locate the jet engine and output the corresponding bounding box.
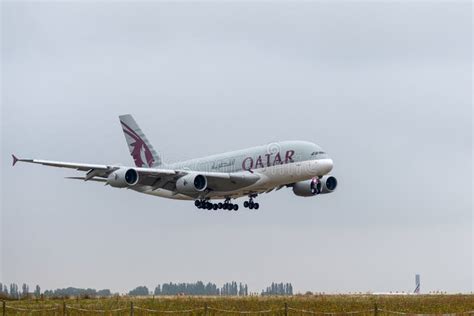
[176,174,207,194]
[292,175,337,197]
[292,177,322,197]
[320,175,338,193]
[107,168,139,188]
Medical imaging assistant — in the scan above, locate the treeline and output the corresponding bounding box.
[44,288,112,297]
[129,282,249,296]
[261,283,293,296]
[0,283,112,299]
[0,282,40,299]
[0,281,293,298]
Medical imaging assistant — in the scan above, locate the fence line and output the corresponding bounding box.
[66,305,129,313]
[134,306,205,313]
[378,310,474,316]
[5,306,59,312]
[288,308,374,315]
[2,301,474,316]
[208,307,283,314]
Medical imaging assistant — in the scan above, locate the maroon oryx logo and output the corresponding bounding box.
[120,121,155,168]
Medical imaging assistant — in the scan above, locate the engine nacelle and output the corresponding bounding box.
[292,175,338,197]
[176,174,207,194]
[292,178,322,197]
[320,175,338,193]
[107,168,139,188]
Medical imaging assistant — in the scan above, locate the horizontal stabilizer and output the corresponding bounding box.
[12,154,19,166]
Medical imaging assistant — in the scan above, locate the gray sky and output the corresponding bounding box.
[1,1,472,294]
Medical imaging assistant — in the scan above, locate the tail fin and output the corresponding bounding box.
[119,114,162,168]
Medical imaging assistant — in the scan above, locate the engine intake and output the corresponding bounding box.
[107,168,139,188]
[320,175,338,193]
[176,174,208,194]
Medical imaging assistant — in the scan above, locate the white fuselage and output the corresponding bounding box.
[133,140,334,200]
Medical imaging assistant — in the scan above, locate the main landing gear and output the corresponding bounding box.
[194,199,238,211]
[243,195,259,210]
[222,198,239,211]
[195,195,260,211]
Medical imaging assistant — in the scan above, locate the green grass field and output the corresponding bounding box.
[3,295,474,315]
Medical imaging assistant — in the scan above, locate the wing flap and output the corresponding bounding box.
[65,176,108,183]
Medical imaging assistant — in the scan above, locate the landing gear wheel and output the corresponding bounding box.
[195,200,201,207]
[227,203,234,211]
[249,202,254,210]
[244,201,249,208]
[218,203,223,209]
[213,204,218,210]
[233,204,239,211]
[254,203,259,210]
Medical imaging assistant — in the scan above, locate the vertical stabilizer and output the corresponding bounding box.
[119,114,162,168]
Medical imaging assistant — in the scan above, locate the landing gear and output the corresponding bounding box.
[243,195,259,210]
[222,198,238,211]
[196,195,260,211]
[247,201,259,209]
[194,198,238,211]
[195,199,214,210]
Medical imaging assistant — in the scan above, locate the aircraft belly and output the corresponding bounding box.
[133,186,193,200]
[130,159,330,201]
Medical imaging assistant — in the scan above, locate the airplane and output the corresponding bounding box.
[12,114,337,211]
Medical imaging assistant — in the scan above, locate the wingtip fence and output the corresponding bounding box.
[1,301,474,316]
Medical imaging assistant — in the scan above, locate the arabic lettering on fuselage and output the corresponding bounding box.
[242,150,295,171]
[211,159,236,170]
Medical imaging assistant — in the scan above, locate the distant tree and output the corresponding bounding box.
[154,285,161,295]
[34,285,41,298]
[261,282,293,296]
[42,287,98,298]
[218,281,244,296]
[157,282,221,296]
[97,289,111,297]
[21,283,29,297]
[3,285,8,295]
[128,286,149,296]
[10,283,19,299]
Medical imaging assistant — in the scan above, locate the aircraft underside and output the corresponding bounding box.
[135,158,336,211]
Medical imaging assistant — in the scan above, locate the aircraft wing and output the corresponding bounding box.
[12,154,177,181]
[12,155,259,195]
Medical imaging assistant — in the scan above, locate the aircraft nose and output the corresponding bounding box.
[319,158,333,174]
